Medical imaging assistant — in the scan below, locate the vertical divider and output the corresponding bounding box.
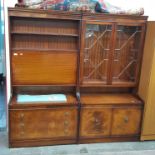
[76,14,83,143]
[107,23,117,85]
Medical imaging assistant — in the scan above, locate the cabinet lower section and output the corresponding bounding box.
[9,94,143,147]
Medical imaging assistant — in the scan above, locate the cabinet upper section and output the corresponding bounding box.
[8,8,147,87]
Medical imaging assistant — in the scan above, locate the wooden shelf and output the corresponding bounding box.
[80,93,143,105]
[12,84,76,87]
[11,48,78,52]
[11,31,79,37]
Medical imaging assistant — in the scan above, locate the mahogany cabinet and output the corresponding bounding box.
[8,8,147,147]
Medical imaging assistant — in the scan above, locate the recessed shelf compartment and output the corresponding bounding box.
[12,34,78,51]
[11,17,79,36]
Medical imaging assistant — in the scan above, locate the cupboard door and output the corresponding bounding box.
[80,107,112,138]
[111,107,142,136]
[9,107,77,141]
[81,23,113,85]
[11,51,77,85]
[112,25,144,86]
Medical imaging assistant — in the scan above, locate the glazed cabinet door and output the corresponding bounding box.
[9,107,78,141]
[80,22,145,87]
[112,24,145,86]
[80,22,113,86]
[80,107,112,139]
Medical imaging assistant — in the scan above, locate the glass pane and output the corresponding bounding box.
[83,24,112,83]
[112,25,142,84]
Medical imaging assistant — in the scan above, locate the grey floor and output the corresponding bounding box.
[1,131,155,155]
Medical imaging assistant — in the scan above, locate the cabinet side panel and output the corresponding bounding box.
[138,22,155,138]
[138,22,155,101]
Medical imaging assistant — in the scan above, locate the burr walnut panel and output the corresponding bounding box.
[80,107,112,138]
[9,107,78,141]
[111,107,142,136]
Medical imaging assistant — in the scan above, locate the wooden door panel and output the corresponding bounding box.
[80,107,112,138]
[11,51,77,85]
[111,107,142,136]
[9,107,77,140]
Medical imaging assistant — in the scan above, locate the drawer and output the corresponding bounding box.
[80,107,112,138]
[111,107,142,136]
[9,107,78,141]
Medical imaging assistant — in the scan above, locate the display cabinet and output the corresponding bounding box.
[8,8,147,147]
[80,22,145,87]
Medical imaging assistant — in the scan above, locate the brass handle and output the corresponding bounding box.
[95,119,99,123]
[124,116,129,123]
[20,131,25,135]
[94,118,102,126]
[19,123,25,127]
[19,113,24,121]
[64,121,69,126]
[64,129,69,134]
[19,113,24,118]
[64,112,70,116]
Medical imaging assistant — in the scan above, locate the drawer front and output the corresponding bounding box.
[111,107,142,136]
[80,107,112,138]
[9,107,77,140]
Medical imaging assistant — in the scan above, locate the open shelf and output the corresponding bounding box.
[11,48,78,52]
[11,31,79,37]
[12,34,78,51]
[11,17,79,36]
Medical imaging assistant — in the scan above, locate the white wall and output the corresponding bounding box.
[4,0,16,104]
[4,0,155,104]
[107,0,154,20]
